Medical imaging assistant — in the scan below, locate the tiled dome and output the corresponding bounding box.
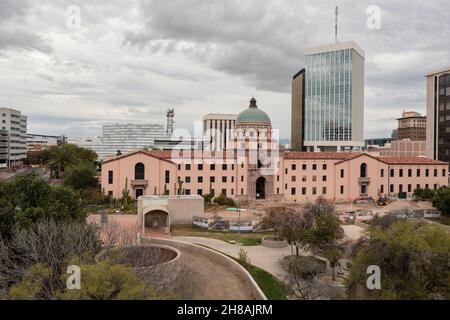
[236,98,271,127]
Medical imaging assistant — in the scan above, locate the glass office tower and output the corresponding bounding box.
[303,41,365,151]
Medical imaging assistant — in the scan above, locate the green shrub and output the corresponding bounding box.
[79,188,109,206]
[413,187,435,201]
[203,191,215,205]
[213,194,236,207]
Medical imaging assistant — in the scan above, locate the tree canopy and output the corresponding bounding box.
[0,173,86,238]
[63,162,98,190]
[27,144,98,179]
[346,220,450,300]
[432,187,450,217]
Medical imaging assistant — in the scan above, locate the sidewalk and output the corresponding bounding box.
[173,236,294,278]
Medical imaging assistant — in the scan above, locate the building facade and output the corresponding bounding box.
[291,69,305,151]
[101,149,447,203]
[69,123,167,159]
[102,98,447,203]
[101,123,166,158]
[0,108,27,170]
[27,133,65,152]
[426,67,450,162]
[303,41,365,152]
[378,140,426,158]
[397,111,426,141]
[202,113,237,151]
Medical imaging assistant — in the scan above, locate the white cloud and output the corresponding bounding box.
[0,0,448,139]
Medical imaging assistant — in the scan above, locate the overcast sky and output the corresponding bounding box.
[0,0,449,139]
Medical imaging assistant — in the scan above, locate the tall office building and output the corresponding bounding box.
[70,124,166,159]
[291,69,305,151]
[102,123,165,150]
[0,107,27,170]
[426,67,450,162]
[202,114,237,151]
[303,41,365,152]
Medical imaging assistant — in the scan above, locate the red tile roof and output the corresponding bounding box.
[102,150,174,164]
[283,152,363,160]
[374,156,448,165]
[102,149,236,164]
[103,149,448,166]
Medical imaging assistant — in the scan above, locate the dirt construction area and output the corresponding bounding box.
[205,200,436,222]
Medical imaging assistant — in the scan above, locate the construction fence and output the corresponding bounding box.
[193,216,254,233]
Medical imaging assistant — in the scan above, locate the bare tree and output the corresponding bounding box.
[0,220,102,297]
[276,207,308,256]
[280,255,325,300]
[97,220,137,249]
[261,206,289,240]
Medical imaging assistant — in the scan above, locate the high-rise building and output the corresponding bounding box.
[69,124,166,159]
[101,123,165,156]
[0,107,27,170]
[291,69,305,151]
[426,67,450,162]
[396,111,426,141]
[67,135,106,157]
[303,41,365,152]
[202,114,237,151]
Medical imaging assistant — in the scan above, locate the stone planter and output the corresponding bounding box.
[261,236,288,248]
[314,273,346,299]
[96,244,180,270]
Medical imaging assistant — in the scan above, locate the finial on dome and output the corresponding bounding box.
[249,97,257,108]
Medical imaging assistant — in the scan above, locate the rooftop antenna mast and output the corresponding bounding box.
[166,108,175,137]
[335,6,339,43]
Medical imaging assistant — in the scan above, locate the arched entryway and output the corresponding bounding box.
[143,207,170,235]
[256,177,266,200]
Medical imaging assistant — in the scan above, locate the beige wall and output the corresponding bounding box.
[101,152,177,199]
[426,74,436,159]
[137,195,204,227]
[291,72,304,151]
[283,159,336,202]
[335,155,447,201]
[379,140,426,157]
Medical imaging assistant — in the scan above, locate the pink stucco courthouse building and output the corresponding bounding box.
[101,99,448,203]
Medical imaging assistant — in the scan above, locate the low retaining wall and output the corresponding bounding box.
[314,274,346,299]
[355,221,370,229]
[262,236,288,248]
[141,237,267,300]
[96,244,181,270]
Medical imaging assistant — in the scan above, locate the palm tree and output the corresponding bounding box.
[47,145,77,179]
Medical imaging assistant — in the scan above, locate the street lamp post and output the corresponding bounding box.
[236,199,241,234]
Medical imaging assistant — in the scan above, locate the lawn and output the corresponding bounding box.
[238,261,289,300]
[196,244,289,300]
[171,225,273,246]
[427,216,450,226]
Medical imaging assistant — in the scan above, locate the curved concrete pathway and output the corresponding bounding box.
[173,236,295,278]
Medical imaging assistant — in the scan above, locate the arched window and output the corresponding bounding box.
[135,163,145,180]
[360,163,367,178]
